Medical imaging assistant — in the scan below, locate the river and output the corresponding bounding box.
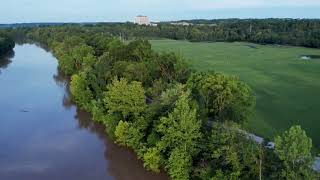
[0,44,168,180]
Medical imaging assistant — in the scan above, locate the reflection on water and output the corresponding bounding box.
[0,50,15,74]
[0,44,168,180]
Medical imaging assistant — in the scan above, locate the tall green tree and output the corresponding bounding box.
[205,122,261,179]
[275,125,316,180]
[167,147,193,180]
[155,90,202,179]
[104,77,147,119]
[187,72,255,124]
[114,120,144,151]
[126,39,153,61]
[157,90,202,155]
[143,147,163,172]
[70,72,93,111]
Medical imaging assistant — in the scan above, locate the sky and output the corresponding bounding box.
[0,0,320,23]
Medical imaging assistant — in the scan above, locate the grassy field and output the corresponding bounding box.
[151,40,320,150]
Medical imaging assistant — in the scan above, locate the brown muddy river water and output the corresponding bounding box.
[0,44,168,180]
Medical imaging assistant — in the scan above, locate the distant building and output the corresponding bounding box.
[134,15,150,25]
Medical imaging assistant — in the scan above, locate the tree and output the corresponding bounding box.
[156,52,190,83]
[54,37,95,75]
[167,147,192,180]
[154,90,202,180]
[143,147,163,172]
[157,90,202,155]
[57,53,75,75]
[70,72,93,111]
[206,122,261,179]
[187,72,255,124]
[71,44,95,71]
[82,53,97,69]
[158,83,187,114]
[126,39,153,61]
[274,125,316,179]
[104,78,147,119]
[114,120,144,151]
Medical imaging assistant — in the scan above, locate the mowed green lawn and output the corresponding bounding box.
[151,40,320,150]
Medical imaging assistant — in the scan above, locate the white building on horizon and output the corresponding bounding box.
[134,15,150,25]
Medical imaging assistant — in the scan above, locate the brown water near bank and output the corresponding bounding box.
[0,44,168,180]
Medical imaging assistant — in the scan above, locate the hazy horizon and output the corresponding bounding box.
[1,0,320,23]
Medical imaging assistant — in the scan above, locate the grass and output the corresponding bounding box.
[151,40,320,150]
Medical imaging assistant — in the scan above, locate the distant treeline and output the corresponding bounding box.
[107,19,320,48]
[0,32,15,55]
[3,19,320,48]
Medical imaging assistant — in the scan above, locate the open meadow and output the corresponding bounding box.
[151,40,320,150]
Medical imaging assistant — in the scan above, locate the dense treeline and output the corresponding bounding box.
[20,26,319,179]
[0,32,15,55]
[67,19,320,48]
[167,19,320,48]
[4,18,320,49]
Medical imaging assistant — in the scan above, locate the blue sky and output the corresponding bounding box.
[1,0,320,23]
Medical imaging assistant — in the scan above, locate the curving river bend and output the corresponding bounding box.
[0,44,168,180]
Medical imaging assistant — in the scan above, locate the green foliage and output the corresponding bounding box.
[275,125,316,179]
[146,79,168,99]
[104,114,121,139]
[114,120,131,145]
[123,62,151,84]
[85,34,112,56]
[104,78,147,119]
[114,117,148,153]
[205,122,261,179]
[211,170,229,180]
[158,83,187,114]
[70,72,93,111]
[143,147,163,172]
[53,37,95,75]
[91,100,107,123]
[58,54,75,75]
[115,120,143,149]
[71,44,95,70]
[126,39,153,61]
[146,131,161,147]
[156,52,191,83]
[167,148,192,180]
[108,39,127,61]
[82,52,97,69]
[157,90,202,155]
[188,72,255,124]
